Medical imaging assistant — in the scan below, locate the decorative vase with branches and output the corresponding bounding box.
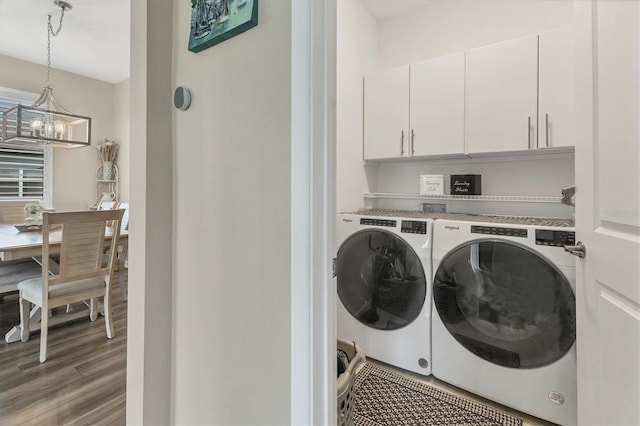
[97,138,118,180]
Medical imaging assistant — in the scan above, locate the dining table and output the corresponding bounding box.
[0,223,128,343]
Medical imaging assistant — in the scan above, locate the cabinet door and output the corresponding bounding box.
[410,52,465,157]
[363,65,410,160]
[539,26,574,148]
[467,35,538,154]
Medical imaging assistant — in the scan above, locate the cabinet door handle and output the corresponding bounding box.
[411,129,415,156]
[545,113,550,148]
[527,116,532,149]
[400,130,405,156]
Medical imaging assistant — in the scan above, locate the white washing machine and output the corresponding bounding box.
[336,211,434,376]
[431,217,577,425]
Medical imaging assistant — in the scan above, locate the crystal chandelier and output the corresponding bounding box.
[0,0,91,149]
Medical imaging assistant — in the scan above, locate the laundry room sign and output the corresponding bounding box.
[450,174,482,195]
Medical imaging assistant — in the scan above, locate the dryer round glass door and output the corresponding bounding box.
[337,229,427,330]
[433,239,575,369]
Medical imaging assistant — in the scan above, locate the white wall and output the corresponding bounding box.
[336,0,378,213]
[337,0,576,218]
[0,54,122,211]
[113,80,130,202]
[378,0,574,69]
[170,0,291,424]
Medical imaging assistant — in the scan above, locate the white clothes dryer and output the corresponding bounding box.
[431,217,577,425]
[336,211,433,376]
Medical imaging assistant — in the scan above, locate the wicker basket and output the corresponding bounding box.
[337,338,365,426]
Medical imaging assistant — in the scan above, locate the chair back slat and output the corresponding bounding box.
[0,204,26,224]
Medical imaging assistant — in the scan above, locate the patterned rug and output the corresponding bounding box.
[354,363,523,426]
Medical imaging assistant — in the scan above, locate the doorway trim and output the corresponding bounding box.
[291,0,337,424]
[126,1,173,423]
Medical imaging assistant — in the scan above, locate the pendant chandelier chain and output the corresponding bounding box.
[46,7,66,86]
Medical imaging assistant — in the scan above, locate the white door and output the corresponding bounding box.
[574,1,640,425]
[363,65,410,160]
[409,52,465,157]
[467,35,538,154]
[538,26,575,149]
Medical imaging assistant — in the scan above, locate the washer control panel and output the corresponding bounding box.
[401,220,427,235]
[471,225,528,238]
[535,229,576,247]
[360,218,396,227]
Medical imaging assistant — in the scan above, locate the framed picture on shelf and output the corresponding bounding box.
[188,0,258,53]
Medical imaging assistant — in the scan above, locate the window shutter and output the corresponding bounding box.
[0,95,45,200]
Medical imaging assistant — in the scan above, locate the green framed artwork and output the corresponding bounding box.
[189,0,258,52]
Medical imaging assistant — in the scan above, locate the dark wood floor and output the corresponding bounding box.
[0,275,127,425]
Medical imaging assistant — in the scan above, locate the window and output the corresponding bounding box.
[0,88,49,202]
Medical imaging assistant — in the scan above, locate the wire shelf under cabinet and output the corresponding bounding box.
[364,193,563,204]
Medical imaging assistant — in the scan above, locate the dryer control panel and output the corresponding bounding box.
[535,229,575,247]
[471,226,528,238]
[360,218,396,227]
[401,220,427,234]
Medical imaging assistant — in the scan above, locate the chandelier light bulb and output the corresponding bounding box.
[45,122,54,139]
[54,120,66,139]
[30,119,43,137]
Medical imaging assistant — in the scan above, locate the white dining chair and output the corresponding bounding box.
[0,202,44,300]
[97,201,129,301]
[17,209,124,362]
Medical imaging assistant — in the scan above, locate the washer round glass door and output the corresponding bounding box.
[337,229,426,330]
[433,239,575,369]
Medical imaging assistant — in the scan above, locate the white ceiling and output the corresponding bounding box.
[0,0,433,83]
[0,0,130,84]
[360,0,436,22]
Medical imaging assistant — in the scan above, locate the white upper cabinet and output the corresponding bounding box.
[467,35,539,154]
[410,52,465,157]
[364,30,574,160]
[363,55,465,160]
[538,26,575,148]
[363,65,410,160]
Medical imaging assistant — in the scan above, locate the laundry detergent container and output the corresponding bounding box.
[337,338,365,426]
